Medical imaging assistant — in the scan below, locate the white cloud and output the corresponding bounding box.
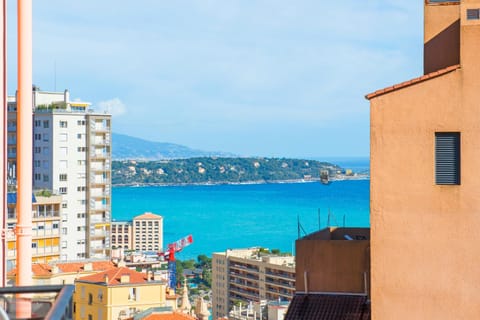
[96,98,127,117]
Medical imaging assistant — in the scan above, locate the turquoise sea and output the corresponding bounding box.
[112,159,370,260]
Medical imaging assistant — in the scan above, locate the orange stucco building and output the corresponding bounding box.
[367,0,480,319]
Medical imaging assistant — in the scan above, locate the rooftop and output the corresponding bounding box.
[365,64,460,100]
[76,266,162,286]
[284,293,370,320]
[134,212,163,220]
[8,260,115,277]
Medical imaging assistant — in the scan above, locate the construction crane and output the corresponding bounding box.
[158,234,193,290]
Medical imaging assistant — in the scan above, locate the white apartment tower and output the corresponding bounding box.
[7,88,112,260]
[212,248,295,319]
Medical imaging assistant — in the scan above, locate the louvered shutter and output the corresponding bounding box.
[435,132,460,185]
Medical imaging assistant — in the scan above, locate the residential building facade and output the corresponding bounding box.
[132,212,163,252]
[111,220,133,250]
[74,266,167,320]
[212,248,295,320]
[7,89,112,260]
[366,0,480,318]
[6,193,62,269]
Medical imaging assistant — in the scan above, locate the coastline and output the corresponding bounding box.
[112,174,370,188]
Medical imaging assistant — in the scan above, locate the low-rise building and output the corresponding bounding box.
[74,266,167,320]
[212,248,295,320]
[285,227,370,320]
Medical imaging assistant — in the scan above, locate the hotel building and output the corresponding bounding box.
[133,212,163,252]
[212,248,295,320]
[366,0,480,318]
[7,89,112,260]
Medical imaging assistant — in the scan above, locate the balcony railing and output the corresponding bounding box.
[0,285,74,320]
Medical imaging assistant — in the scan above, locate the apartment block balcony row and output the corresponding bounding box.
[229,278,259,289]
[229,263,260,273]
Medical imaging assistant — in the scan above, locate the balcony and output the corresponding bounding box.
[0,285,74,320]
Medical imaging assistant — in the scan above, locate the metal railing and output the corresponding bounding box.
[0,285,74,320]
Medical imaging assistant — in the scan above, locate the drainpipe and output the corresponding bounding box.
[0,0,6,289]
[16,0,32,318]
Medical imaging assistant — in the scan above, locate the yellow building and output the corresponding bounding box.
[74,266,167,320]
[6,193,62,268]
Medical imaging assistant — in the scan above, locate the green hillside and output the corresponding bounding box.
[112,157,341,185]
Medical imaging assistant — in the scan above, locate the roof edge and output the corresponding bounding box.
[365,64,460,100]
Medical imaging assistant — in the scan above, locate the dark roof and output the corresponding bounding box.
[7,193,37,204]
[365,64,460,100]
[284,294,370,320]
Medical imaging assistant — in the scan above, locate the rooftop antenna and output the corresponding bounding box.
[297,214,307,239]
[318,208,321,230]
[53,60,56,91]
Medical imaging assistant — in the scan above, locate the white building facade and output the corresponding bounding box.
[7,89,112,260]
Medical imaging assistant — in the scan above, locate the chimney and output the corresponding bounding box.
[104,274,109,284]
[51,265,59,274]
[120,274,130,283]
[83,263,93,272]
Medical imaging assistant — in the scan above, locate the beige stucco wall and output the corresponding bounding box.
[370,62,480,318]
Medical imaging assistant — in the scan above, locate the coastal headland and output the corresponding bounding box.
[112,157,368,187]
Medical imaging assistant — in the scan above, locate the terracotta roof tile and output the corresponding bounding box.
[76,267,152,285]
[284,293,371,320]
[365,64,460,100]
[134,212,163,220]
[142,311,197,320]
[8,261,115,277]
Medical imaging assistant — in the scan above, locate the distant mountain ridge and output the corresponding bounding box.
[112,133,236,160]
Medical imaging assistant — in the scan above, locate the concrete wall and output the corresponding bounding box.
[370,4,480,314]
[295,228,369,294]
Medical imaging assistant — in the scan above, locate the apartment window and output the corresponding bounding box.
[88,293,93,305]
[35,120,41,127]
[53,223,59,229]
[43,160,49,169]
[34,160,41,167]
[43,133,49,141]
[77,120,86,126]
[59,187,67,194]
[61,241,67,248]
[77,147,86,152]
[59,174,67,181]
[43,174,49,182]
[62,227,67,235]
[43,147,49,155]
[467,8,480,20]
[62,202,68,208]
[129,288,137,301]
[34,147,41,154]
[59,120,68,128]
[77,186,86,191]
[34,173,41,181]
[34,133,41,141]
[77,213,85,218]
[43,120,49,128]
[435,132,460,185]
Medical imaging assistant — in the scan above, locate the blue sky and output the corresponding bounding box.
[7,1,423,158]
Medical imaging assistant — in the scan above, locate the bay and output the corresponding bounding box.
[112,179,370,260]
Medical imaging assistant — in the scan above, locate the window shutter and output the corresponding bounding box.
[435,132,460,185]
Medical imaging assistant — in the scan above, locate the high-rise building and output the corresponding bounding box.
[366,0,480,318]
[212,248,295,320]
[7,88,112,260]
